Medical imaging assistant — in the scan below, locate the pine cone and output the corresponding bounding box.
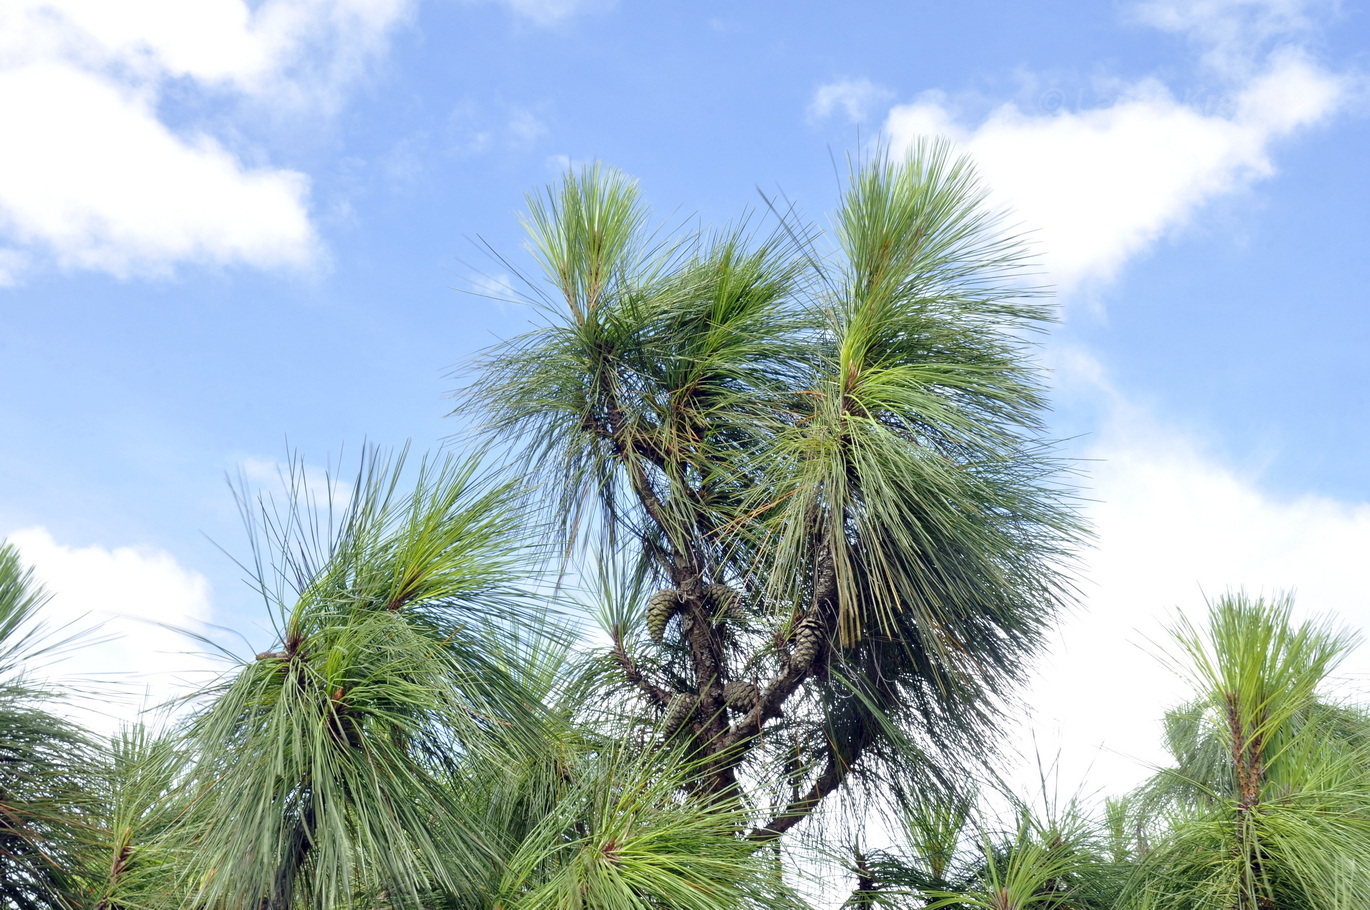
[707,583,745,623]
[660,693,697,734]
[790,614,823,668]
[646,589,680,643]
[723,679,759,712]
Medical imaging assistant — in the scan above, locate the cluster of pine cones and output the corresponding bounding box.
[657,681,761,737]
[645,582,746,643]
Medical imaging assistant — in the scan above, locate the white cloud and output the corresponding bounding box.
[0,0,417,280]
[467,270,524,313]
[0,62,318,277]
[381,132,433,190]
[885,50,1345,295]
[446,101,545,157]
[808,77,895,124]
[546,153,594,174]
[880,0,1352,298]
[1,0,414,101]
[6,526,220,733]
[871,2,1370,796]
[508,109,549,146]
[1016,353,1370,794]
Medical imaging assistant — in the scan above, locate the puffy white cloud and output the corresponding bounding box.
[877,0,1353,298]
[808,77,894,124]
[885,50,1346,295]
[0,61,318,277]
[1,0,414,99]
[0,0,417,279]
[1015,352,1370,794]
[6,526,221,732]
[873,1,1367,796]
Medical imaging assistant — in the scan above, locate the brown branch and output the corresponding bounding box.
[748,729,871,842]
[850,849,877,908]
[593,373,733,792]
[611,643,670,708]
[1226,692,1265,812]
[95,832,135,910]
[720,647,812,755]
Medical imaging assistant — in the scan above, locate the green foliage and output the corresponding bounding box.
[28,156,1370,910]
[846,788,1122,910]
[1122,592,1370,910]
[436,603,802,910]
[0,543,91,910]
[174,451,547,910]
[768,140,1071,648]
[489,745,802,910]
[76,724,191,910]
[459,143,1083,847]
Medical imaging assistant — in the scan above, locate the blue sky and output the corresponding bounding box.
[2,0,1368,791]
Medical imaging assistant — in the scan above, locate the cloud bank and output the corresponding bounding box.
[1015,348,1370,794]
[877,2,1351,295]
[0,0,417,281]
[0,62,318,278]
[7,526,220,732]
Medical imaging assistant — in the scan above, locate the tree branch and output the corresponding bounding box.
[594,375,734,791]
[611,642,670,707]
[748,727,870,842]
